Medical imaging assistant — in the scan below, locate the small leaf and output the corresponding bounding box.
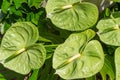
[46,0,98,31]
[13,0,27,9]
[1,0,11,13]
[28,0,43,9]
[0,22,46,74]
[53,29,104,79]
[9,6,22,16]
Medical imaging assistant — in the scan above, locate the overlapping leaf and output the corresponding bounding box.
[53,29,104,79]
[0,22,46,74]
[46,0,98,31]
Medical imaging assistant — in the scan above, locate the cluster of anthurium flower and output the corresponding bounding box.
[0,0,120,80]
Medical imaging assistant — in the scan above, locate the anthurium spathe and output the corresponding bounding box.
[0,22,46,74]
[46,0,98,31]
[53,29,104,79]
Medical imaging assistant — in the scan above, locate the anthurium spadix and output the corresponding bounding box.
[46,0,98,31]
[53,29,104,79]
[0,22,46,74]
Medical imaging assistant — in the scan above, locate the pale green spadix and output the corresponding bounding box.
[53,29,104,79]
[0,22,46,74]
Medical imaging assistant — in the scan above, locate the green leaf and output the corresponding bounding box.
[53,29,104,79]
[0,22,46,74]
[28,0,43,9]
[13,0,27,9]
[97,14,120,46]
[115,47,120,80]
[46,0,98,31]
[9,6,22,16]
[1,0,11,13]
[100,55,115,80]
[26,11,44,25]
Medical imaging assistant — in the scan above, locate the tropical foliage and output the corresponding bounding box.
[0,0,120,80]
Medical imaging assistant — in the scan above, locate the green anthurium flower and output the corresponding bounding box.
[53,29,104,79]
[0,22,46,74]
[46,0,98,31]
[97,13,120,46]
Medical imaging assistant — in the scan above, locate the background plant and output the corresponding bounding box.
[0,0,120,80]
